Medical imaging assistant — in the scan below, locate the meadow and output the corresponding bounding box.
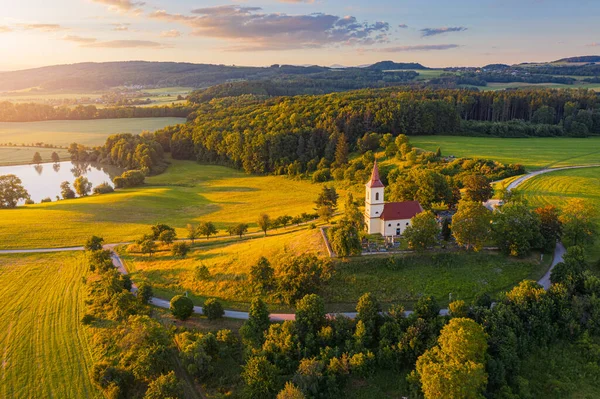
[0,252,100,398]
[0,160,334,249]
[411,136,600,170]
[0,146,70,165]
[0,117,186,147]
[516,167,600,261]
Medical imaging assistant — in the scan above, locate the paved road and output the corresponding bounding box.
[1,166,581,320]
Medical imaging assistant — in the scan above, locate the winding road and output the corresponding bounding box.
[2,165,592,320]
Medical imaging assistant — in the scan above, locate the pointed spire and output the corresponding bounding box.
[367,160,384,188]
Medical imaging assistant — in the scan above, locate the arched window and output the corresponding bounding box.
[375,192,379,201]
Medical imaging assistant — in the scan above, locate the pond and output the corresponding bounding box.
[0,161,122,203]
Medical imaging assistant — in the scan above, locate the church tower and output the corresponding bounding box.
[364,161,385,234]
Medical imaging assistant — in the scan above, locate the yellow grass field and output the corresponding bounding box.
[0,252,100,398]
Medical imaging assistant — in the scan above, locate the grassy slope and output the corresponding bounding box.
[120,227,328,311]
[0,146,70,165]
[0,252,99,398]
[410,136,600,170]
[516,167,600,262]
[0,117,186,147]
[0,160,332,249]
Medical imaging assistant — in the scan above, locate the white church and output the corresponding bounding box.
[364,161,423,238]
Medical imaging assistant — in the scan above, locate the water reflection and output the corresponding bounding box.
[0,161,122,204]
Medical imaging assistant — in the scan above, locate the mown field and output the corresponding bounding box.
[0,252,100,398]
[120,227,328,311]
[411,136,600,170]
[516,167,600,262]
[0,117,186,147]
[0,160,334,249]
[0,146,70,166]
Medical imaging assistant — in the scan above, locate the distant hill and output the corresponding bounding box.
[367,61,428,70]
[482,64,511,70]
[553,56,600,63]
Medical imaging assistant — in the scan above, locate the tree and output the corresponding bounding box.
[492,201,542,257]
[315,186,339,211]
[535,205,562,253]
[203,298,224,320]
[171,242,189,258]
[170,295,194,320]
[334,133,349,167]
[560,198,597,247]
[139,237,157,257]
[198,221,218,240]
[276,255,332,305]
[250,257,275,291]
[551,246,587,292]
[85,236,104,251]
[242,356,278,399]
[328,221,362,257]
[356,293,382,348]
[74,176,92,197]
[452,201,491,251]
[462,174,493,202]
[404,211,440,250]
[93,182,114,195]
[32,152,42,164]
[415,318,488,399]
[144,371,184,399]
[241,298,271,346]
[317,205,334,223]
[0,175,30,208]
[277,382,306,399]
[343,193,364,230]
[60,181,75,199]
[137,283,154,305]
[186,224,200,243]
[295,294,326,339]
[232,223,249,238]
[51,151,60,163]
[151,224,175,239]
[159,229,177,245]
[258,214,271,236]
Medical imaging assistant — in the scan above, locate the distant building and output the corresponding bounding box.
[364,161,423,239]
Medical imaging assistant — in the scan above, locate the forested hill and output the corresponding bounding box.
[163,87,600,175]
[0,61,421,92]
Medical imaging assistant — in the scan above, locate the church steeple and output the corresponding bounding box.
[367,160,384,188]
[364,160,385,233]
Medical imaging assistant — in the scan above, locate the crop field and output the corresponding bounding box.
[120,227,327,311]
[0,160,337,249]
[0,252,99,398]
[516,167,600,261]
[411,136,600,170]
[0,146,70,166]
[0,117,186,147]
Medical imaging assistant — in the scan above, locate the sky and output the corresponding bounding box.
[1,0,600,71]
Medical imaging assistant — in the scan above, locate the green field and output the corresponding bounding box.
[411,136,600,170]
[516,167,600,261]
[0,252,99,398]
[0,146,70,166]
[0,160,334,249]
[0,117,186,147]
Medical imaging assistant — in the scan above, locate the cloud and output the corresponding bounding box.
[83,39,168,48]
[278,0,316,3]
[0,26,12,33]
[111,23,130,31]
[375,44,460,52]
[91,0,145,13]
[19,24,66,32]
[420,26,467,37]
[148,6,390,50]
[63,35,97,43]
[398,24,408,29]
[160,29,181,38]
[586,42,600,47]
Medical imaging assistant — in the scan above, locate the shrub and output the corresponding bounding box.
[170,295,194,320]
[113,170,145,188]
[171,242,189,258]
[312,168,331,183]
[40,197,52,203]
[144,371,184,399]
[93,182,115,195]
[137,283,154,305]
[203,298,224,320]
[24,199,35,205]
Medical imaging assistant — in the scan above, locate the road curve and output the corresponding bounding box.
[0,166,581,320]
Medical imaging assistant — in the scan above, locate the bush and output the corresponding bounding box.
[113,170,145,188]
[203,298,224,320]
[93,182,115,195]
[24,199,35,205]
[40,197,52,203]
[137,283,154,305]
[170,295,194,320]
[171,242,189,258]
[194,265,211,281]
[144,371,184,399]
[312,168,331,183]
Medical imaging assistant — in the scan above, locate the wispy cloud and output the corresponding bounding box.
[91,0,145,13]
[148,6,390,51]
[83,39,168,48]
[19,24,66,32]
[0,26,12,33]
[62,35,97,43]
[421,26,467,37]
[375,44,460,52]
[160,29,181,38]
[111,23,130,31]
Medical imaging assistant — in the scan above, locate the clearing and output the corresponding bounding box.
[0,252,99,398]
[0,117,186,147]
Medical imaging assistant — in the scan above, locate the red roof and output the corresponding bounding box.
[380,201,423,221]
[366,161,384,188]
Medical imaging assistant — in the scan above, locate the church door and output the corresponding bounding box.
[395,228,401,236]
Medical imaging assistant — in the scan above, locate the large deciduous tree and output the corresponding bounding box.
[198,221,218,240]
[74,176,92,197]
[559,198,597,248]
[535,205,562,253]
[404,211,440,251]
[492,201,542,257]
[0,174,30,208]
[452,201,491,251]
[463,174,493,203]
